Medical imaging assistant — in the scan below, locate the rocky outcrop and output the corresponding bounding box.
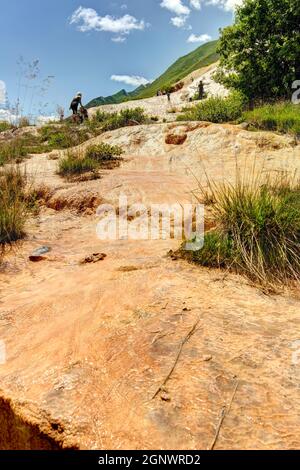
[0,122,299,449]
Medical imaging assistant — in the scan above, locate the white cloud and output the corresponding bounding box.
[160,0,191,28]
[206,0,243,11]
[161,0,242,30]
[112,36,127,43]
[190,0,202,9]
[161,1,197,29]
[111,74,152,87]
[70,7,146,38]
[0,80,6,105]
[160,0,190,16]
[0,109,58,126]
[36,115,58,126]
[120,4,128,9]
[187,33,212,43]
[171,16,187,28]
[0,109,16,123]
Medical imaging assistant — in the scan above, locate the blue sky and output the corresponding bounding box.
[0,0,240,119]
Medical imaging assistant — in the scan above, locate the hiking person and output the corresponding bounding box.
[167,92,171,102]
[198,81,204,100]
[70,92,83,116]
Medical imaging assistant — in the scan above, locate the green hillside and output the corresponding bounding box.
[86,85,148,108]
[136,40,219,99]
[87,40,219,108]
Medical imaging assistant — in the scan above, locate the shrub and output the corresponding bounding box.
[182,173,300,289]
[0,139,28,166]
[47,131,72,149]
[177,91,246,123]
[0,121,13,133]
[243,102,300,137]
[0,167,28,245]
[58,151,98,177]
[39,124,90,150]
[85,142,123,162]
[92,110,116,124]
[217,0,299,101]
[101,108,147,131]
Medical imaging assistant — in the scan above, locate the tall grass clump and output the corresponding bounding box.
[0,167,28,246]
[184,173,300,289]
[243,102,300,137]
[0,121,13,133]
[177,91,246,123]
[58,150,98,178]
[85,142,123,162]
[58,142,124,178]
[0,139,28,166]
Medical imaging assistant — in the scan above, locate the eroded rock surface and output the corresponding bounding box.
[0,122,299,449]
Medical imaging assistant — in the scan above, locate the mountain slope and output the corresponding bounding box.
[136,40,219,99]
[86,86,148,108]
[86,40,219,108]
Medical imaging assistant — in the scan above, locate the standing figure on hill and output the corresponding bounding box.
[198,81,205,100]
[167,92,171,103]
[70,92,83,117]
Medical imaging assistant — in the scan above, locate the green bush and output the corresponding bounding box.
[189,231,232,268]
[47,131,72,149]
[101,108,147,131]
[0,121,13,133]
[58,151,98,177]
[39,124,90,150]
[243,102,300,137]
[177,92,246,123]
[85,142,123,162]
[0,167,28,245]
[183,174,300,288]
[217,0,299,101]
[92,110,116,124]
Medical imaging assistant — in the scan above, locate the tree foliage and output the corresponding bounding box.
[217,0,300,101]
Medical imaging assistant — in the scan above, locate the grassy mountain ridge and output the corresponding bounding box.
[87,40,219,108]
[86,85,147,108]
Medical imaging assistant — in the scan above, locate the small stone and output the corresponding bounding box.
[29,246,51,262]
[203,355,212,362]
[160,392,171,402]
[80,253,107,264]
[238,122,250,130]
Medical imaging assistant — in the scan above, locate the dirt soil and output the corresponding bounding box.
[0,121,300,449]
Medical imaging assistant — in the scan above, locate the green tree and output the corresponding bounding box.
[217,0,300,101]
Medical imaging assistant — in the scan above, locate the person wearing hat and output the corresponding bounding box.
[70,92,83,115]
